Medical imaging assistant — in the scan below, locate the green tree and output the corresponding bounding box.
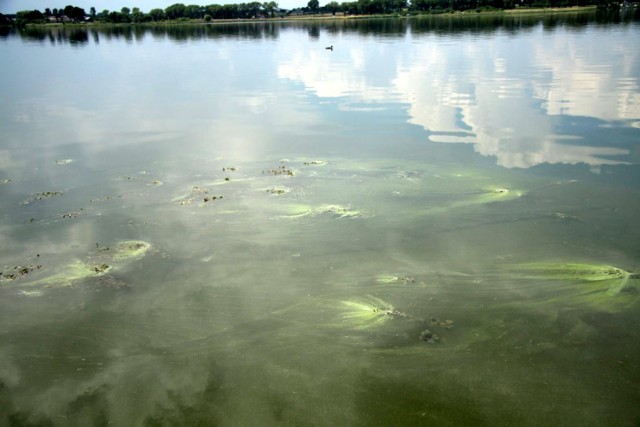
[108,11,125,22]
[341,1,358,13]
[131,7,146,22]
[149,8,165,20]
[63,5,86,21]
[165,3,187,19]
[97,9,109,21]
[16,9,46,25]
[185,4,205,18]
[308,0,320,12]
[247,1,262,17]
[90,6,96,18]
[263,1,279,17]
[218,4,239,19]
[326,1,341,14]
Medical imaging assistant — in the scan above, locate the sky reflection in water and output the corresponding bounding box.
[1,13,640,426]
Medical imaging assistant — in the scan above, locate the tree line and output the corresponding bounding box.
[11,0,619,27]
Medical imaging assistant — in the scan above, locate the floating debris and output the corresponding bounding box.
[34,191,63,199]
[1,264,42,282]
[550,212,582,222]
[62,208,84,219]
[302,160,327,166]
[203,196,223,203]
[150,180,163,186]
[90,195,118,203]
[222,167,237,172]
[265,186,289,195]
[317,204,361,218]
[428,317,454,329]
[393,170,424,182]
[93,264,111,274]
[0,179,10,184]
[54,159,73,165]
[277,204,361,219]
[23,191,64,204]
[419,329,440,343]
[376,274,416,284]
[264,165,294,176]
[174,186,223,206]
[191,186,209,194]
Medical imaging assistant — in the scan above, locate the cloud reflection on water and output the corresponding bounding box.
[278,22,640,169]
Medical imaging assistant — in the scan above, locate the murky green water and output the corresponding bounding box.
[1,12,640,426]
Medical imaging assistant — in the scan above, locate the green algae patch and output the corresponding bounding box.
[501,262,638,312]
[173,186,225,206]
[275,294,428,331]
[264,186,290,195]
[505,263,633,286]
[317,204,362,218]
[452,186,524,208]
[13,240,152,290]
[42,260,112,286]
[302,160,327,166]
[112,241,152,261]
[275,204,362,219]
[276,203,314,219]
[375,274,417,284]
[339,296,395,329]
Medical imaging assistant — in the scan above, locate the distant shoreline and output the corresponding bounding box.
[9,6,612,28]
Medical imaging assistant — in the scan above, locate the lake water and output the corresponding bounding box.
[1,11,640,426]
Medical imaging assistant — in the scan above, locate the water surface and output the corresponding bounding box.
[1,12,640,426]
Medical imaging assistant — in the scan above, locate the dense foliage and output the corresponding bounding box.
[11,0,622,26]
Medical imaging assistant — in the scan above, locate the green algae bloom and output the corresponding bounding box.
[452,186,523,208]
[375,274,416,284]
[505,262,634,293]
[274,295,401,331]
[316,204,361,218]
[112,240,152,261]
[276,204,361,219]
[501,262,638,312]
[277,203,314,219]
[339,296,395,329]
[13,240,151,290]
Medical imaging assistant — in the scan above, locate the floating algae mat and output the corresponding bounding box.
[275,295,423,331]
[429,186,524,211]
[455,186,524,206]
[497,262,639,312]
[4,240,152,291]
[275,203,362,219]
[339,295,398,330]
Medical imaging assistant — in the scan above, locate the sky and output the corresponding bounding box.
[0,0,305,14]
